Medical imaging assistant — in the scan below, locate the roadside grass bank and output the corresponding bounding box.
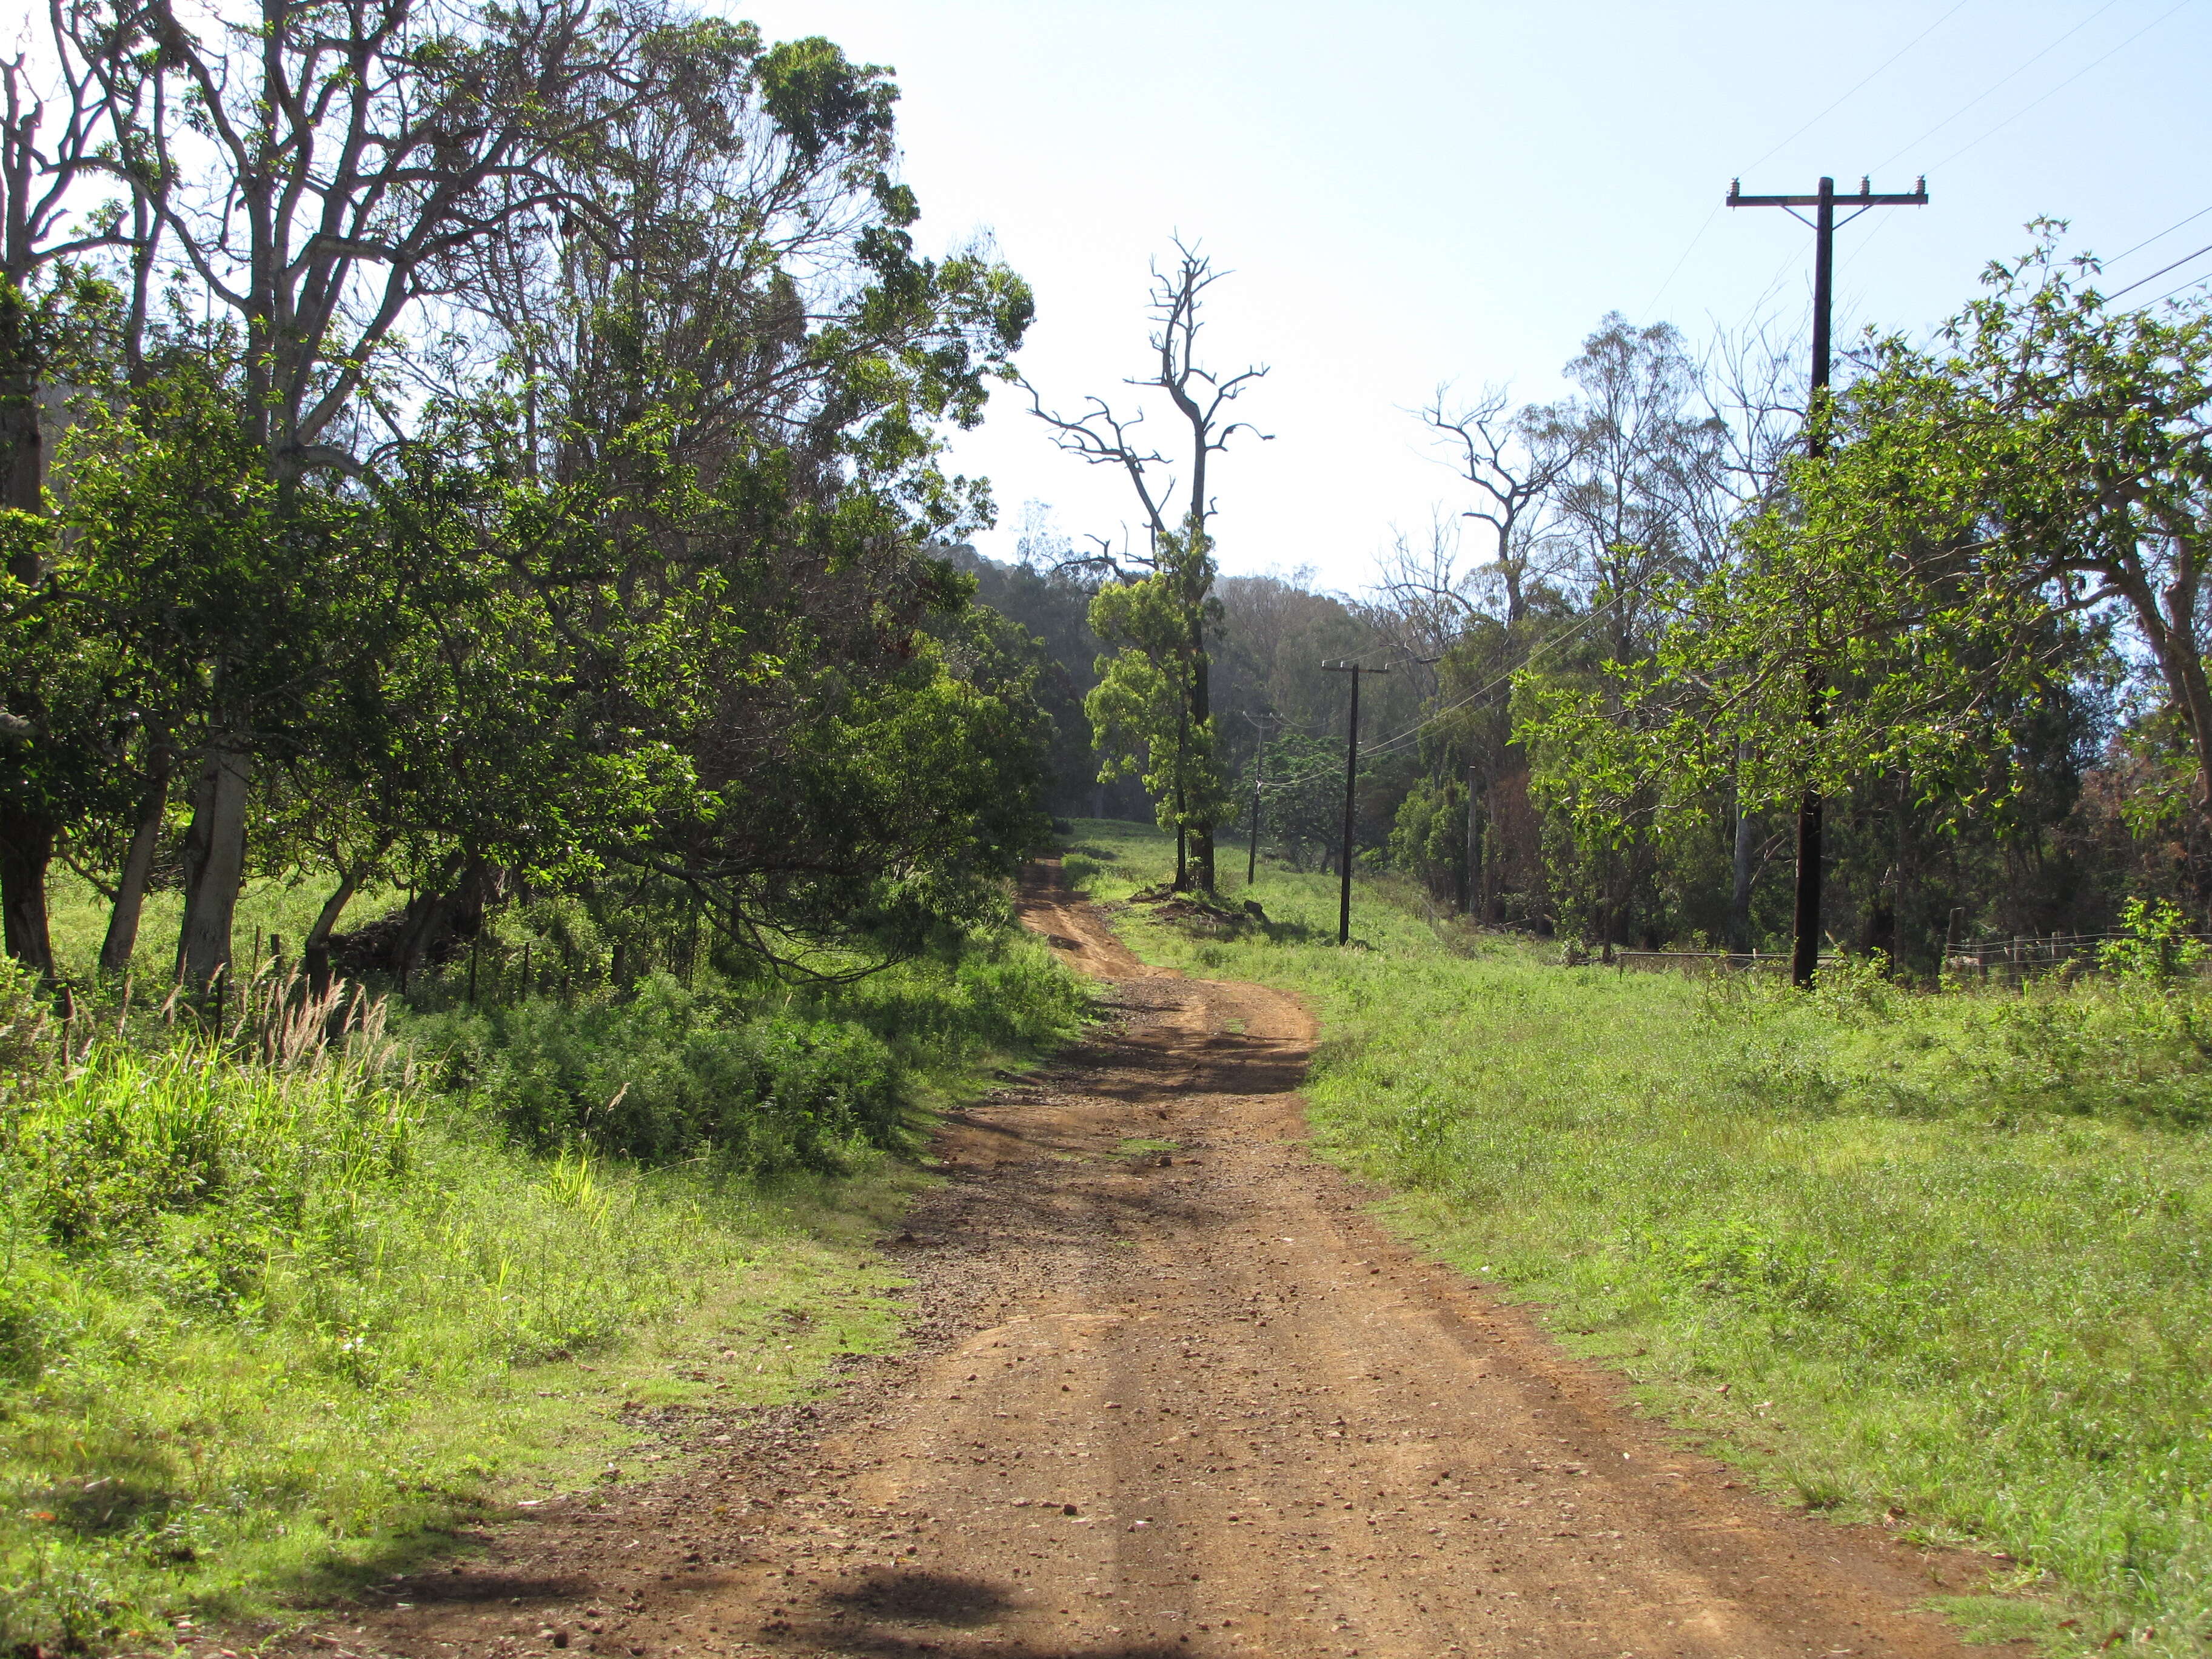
[1063,818,2212,1656]
[2,899,1090,1658]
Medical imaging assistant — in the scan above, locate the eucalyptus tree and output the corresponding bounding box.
[1027,241,1267,890]
[411,26,1039,974]
[1527,316,1731,661]
[43,0,732,989]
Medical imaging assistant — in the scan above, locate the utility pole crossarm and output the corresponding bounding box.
[1728,176,1928,208]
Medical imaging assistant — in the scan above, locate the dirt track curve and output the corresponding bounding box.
[301,860,1995,1659]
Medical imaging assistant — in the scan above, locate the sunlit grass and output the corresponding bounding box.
[0,899,1091,1655]
[1062,817,2212,1655]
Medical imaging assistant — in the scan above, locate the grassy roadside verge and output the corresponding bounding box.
[1062,819,2212,1657]
[1,908,1090,1657]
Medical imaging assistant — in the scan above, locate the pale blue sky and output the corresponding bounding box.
[737,1,2212,591]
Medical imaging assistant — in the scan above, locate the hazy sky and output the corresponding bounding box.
[738,0,2211,592]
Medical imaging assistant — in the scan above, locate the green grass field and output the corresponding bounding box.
[1064,819,2212,1656]
[2,885,1091,1657]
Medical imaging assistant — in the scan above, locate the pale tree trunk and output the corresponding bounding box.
[99,729,174,973]
[1728,740,1755,955]
[175,736,251,991]
[1187,609,1216,891]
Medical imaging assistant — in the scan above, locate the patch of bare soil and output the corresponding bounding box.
[269,860,1999,1658]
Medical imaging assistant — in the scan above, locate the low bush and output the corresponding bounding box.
[413,977,903,1171]
[401,931,1090,1173]
[0,916,1090,1656]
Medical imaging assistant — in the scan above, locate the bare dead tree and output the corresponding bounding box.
[1024,238,1269,890]
[1701,317,1807,954]
[1367,511,1474,700]
[1413,383,1581,626]
[1706,314,1809,518]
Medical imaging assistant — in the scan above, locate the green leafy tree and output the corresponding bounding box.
[1515,232,2171,952]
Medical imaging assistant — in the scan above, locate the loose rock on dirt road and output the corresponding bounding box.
[307,861,1994,1658]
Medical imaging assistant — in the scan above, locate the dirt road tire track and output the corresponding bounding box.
[292,860,1997,1659]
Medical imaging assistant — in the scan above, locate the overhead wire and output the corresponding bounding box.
[1870,0,2130,171]
[1744,0,1977,176]
[1643,0,1972,323]
[2142,269,2212,308]
[2103,240,2212,300]
[1919,0,2195,173]
[2105,201,2212,266]
[1250,591,1641,796]
[1281,6,2202,806]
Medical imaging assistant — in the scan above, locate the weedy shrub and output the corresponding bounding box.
[418,976,903,1170]
[403,930,1089,1173]
[0,916,1088,1655]
[10,1045,418,1251]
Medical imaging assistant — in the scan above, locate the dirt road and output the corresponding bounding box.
[321,862,1992,1659]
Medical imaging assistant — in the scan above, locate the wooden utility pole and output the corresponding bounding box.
[1322,662,1387,945]
[1726,173,1927,988]
[1244,712,1269,886]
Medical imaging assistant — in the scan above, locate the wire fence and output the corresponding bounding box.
[1612,950,1802,976]
[1605,932,2212,983]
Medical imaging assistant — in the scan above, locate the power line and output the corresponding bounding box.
[1641,203,1723,320]
[1252,592,1640,796]
[2143,269,2212,308]
[1747,0,1977,175]
[1872,0,2129,172]
[1645,0,1969,321]
[1922,0,2195,173]
[2105,240,2212,300]
[2106,201,2212,266]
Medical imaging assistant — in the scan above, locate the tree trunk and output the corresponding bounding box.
[1187,609,1216,892]
[0,290,55,979]
[175,737,252,993]
[1728,740,1755,956]
[302,858,373,995]
[1,288,44,585]
[99,731,175,973]
[395,856,502,980]
[2159,585,2212,825]
[0,803,56,979]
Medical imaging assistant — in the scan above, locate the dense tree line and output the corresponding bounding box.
[1,0,1050,993]
[997,236,2207,971]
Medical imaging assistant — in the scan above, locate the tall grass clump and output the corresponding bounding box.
[400,928,1091,1171]
[1062,819,2212,1654]
[0,916,1090,1656]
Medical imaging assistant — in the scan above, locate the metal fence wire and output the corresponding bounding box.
[1608,932,2212,981]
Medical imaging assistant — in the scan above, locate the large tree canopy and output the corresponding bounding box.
[0,0,1047,989]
